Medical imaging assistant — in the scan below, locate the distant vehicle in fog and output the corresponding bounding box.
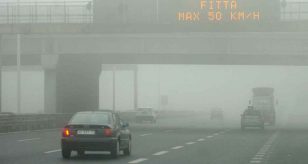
[252,87,276,125]
[210,108,224,120]
[61,110,131,159]
[135,108,157,123]
[241,106,265,130]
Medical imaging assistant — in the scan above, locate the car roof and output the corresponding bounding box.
[138,108,153,110]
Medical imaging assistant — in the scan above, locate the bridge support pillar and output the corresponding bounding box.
[42,54,58,114]
[0,57,2,113]
[57,55,101,113]
[134,66,138,110]
[44,70,57,113]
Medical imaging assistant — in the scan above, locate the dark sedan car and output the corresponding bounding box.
[210,108,224,120]
[241,108,265,130]
[61,110,131,159]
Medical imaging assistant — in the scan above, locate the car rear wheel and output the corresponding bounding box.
[111,140,120,158]
[62,148,71,159]
[123,139,132,156]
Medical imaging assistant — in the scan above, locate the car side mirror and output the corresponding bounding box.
[122,122,129,128]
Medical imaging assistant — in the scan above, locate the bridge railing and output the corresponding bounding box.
[0,1,93,24]
[281,1,308,21]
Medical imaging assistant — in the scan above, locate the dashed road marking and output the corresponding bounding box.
[128,158,148,163]
[255,154,265,157]
[248,132,279,164]
[171,146,184,150]
[256,152,266,155]
[18,138,40,142]
[213,133,219,136]
[140,133,152,137]
[153,151,169,156]
[44,149,61,154]
[252,157,263,160]
[186,142,196,145]
[197,138,205,141]
[250,160,261,163]
[207,135,213,138]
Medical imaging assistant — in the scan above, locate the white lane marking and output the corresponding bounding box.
[44,149,61,154]
[256,152,266,155]
[213,133,219,136]
[18,138,40,142]
[153,151,169,156]
[140,133,152,137]
[255,154,265,157]
[128,158,148,163]
[250,160,261,163]
[252,157,263,160]
[197,138,205,141]
[249,132,279,164]
[171,146,184,150]
[207,135,213,138]
[186,142,196,145]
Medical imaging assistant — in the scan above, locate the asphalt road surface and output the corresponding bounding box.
[0,114,307,164]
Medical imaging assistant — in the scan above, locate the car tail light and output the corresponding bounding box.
[104,128,113,137]
[62,128,71,137]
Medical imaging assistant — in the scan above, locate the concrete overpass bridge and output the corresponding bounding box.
[0,0,308,114]
[1,32,307,114]
[1,32,308,65]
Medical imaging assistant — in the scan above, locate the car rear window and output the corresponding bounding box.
[138,108,153,113]
[69,112,111,125]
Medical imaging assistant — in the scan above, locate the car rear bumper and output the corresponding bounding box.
[61,137,117,151]
[241,121,264,127]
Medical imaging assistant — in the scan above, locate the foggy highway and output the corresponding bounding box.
[1,0,308,164]
[1,114,307,164]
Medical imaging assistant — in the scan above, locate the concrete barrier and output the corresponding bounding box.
[0,113,72,133]
[0,110,206,133]
[0,111,136,133]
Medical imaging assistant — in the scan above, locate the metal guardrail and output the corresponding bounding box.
[0,112,137,133]
[0,1,93,24]
[0,113,72,133]
[0,111,202,133]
